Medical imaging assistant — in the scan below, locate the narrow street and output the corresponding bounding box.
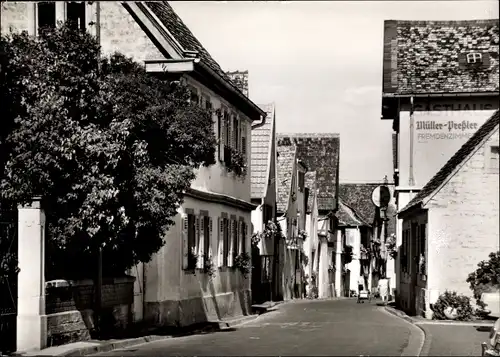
[94,299,424,356]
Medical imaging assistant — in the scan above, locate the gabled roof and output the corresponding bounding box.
[336,199,370,227]
[251,104,275,199]
[276,145,297,214]
[338,183,380,224]
[140,2,265,119]
[382,19,499,95]
[401,110,500,214]
[145,2,234,88]
[305,171,317,213]
[277,134,340,212]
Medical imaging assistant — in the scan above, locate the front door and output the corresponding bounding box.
[408,223,418,316]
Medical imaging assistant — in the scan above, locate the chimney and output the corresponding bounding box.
[226,70,249,97]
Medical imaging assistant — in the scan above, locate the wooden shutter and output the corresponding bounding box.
[219,111,225,162]
[241,222,246,254]
[198,216,204,268]
[229,114,234,150]
[234,116,239,151]
[241,122,247,160]
[195,216,201,268]
[218,217,224,267]
[238,221,243,255]
[228,220,235,267]
[208,217,213,257]
[181,213,189,269]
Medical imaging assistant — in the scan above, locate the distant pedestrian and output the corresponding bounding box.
[357,276,364,294]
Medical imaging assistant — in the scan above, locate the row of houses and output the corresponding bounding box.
[1,1,396,353]
[379,19,499,318]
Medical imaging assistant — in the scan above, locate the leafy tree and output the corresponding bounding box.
[466,251,500,309]
[0,25,216,279]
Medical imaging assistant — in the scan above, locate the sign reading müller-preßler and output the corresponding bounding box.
[416,119,480,143]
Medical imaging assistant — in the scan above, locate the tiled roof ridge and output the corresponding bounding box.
[387,19,499,27]
[145,2,250,99]
[401,110,500,213]
[338,198,372,227]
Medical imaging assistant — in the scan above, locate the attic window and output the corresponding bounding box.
[466,52,482,64]
[488,145,499,173]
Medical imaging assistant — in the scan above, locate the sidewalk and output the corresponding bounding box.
[13,314,260,357]
[384,304,495,356]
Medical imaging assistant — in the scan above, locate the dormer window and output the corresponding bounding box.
[466,52,482,64]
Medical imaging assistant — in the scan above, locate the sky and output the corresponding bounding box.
[170,1,499,183]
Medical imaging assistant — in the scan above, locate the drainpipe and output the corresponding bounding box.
[409,96,415,187]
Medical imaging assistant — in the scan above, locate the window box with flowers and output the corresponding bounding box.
[298,229,307,241]
[385,233,398,259]
[252,221,283,255]
[234,252,252,279]
[225,146,247,178]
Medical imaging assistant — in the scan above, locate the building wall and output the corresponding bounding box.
[145,196,251,327]
[398,97,498,188]
[426,126,500,308]
[345,227,361,296]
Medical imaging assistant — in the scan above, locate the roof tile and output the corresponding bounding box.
[383,19,499,95]
[276,145,296,213]
[277,133,340,212]
[145,2,248,97]
[251,104,275,199]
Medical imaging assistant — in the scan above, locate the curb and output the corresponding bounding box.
[384,306,496,327]
[61,335,171,357]
[384,306,495,357]
[381,306,427,357]
[15,315,262,357]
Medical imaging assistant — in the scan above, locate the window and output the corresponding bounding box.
[202,216,211,265]
[240,221,247,254]
[188,85,199,106]
[223,218,229,266]
[488,145,499,173]
[205,96,212,111]
[181,213,197,270]
[231,219,238,262]
[67,2,86,31]
[419,224,426,275]
[467,52,482,64]
[298,171,305,192]
[37,2,56,35]
[233,115,239,151]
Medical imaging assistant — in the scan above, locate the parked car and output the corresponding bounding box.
[482,318,500,356]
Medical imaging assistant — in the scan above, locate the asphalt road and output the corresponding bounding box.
[94,298,424,356]
[419,323,491,356]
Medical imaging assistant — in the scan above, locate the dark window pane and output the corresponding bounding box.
[38,2,56,35]
[67,2,86,31]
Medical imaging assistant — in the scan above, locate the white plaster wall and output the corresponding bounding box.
[426,127,500,303]
[398,98,498,188]
[346,228,361,295]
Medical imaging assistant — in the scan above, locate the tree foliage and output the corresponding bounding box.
[0,25,216,279]
[466,251,500,309]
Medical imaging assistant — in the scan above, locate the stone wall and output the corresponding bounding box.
[45,276,135,347]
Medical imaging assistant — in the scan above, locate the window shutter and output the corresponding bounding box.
[241,123,247,160]
[219,111,225,162]
[238,221,243,255]
[218,217,224,267]
[208,217,213,257]
[482,53,491,68]
[228,220,235,267]
[229,114,234,150]
[195,216,201,268]
[181,213,189,269]
[198,216,205,268]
